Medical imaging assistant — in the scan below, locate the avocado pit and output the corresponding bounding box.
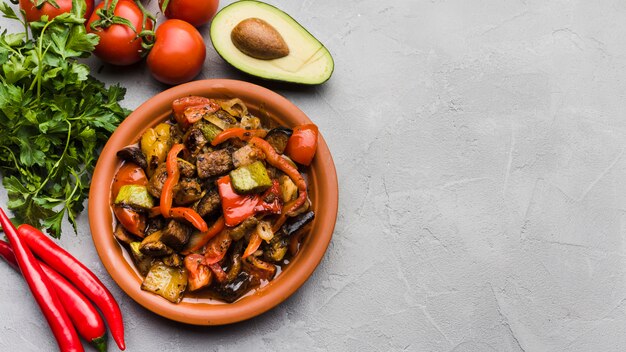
[231,17,289,60]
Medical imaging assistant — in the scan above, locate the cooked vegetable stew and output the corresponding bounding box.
[111,96,317,303]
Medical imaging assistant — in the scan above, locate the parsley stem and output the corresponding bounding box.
[34,120,72,197]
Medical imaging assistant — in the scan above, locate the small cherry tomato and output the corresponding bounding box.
[284,124,319,166]
[111,162,147,199]
[20,0,94,22]
[113,206,146,237]
[159,0,219,27]
[147,19,206,85]
[87,0,153,66]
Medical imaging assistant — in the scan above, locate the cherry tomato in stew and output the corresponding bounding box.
[284,124,319,166]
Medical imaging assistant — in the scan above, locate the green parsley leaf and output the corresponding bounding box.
[0,2,128,238]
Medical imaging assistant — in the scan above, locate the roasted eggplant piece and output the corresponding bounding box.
[113,223,136,245]
[116,146,148,170]
[283,211,315,236]
[184,125,208,155]
[130,242,154,276]
[265,127,292,154]
[213,271,251,303]
[141,261,188,303]
[139,231,174,257]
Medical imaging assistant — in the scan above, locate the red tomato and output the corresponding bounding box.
[111,163,147,199]
[285,124,319,166]
[113,206,146,237]
[87,0,153,66]
[112,163,148,236]
[147,19,206,85]
[158,0,219,27]
[20,0,94,22]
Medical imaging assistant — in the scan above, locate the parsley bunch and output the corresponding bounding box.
[0,1,129,237]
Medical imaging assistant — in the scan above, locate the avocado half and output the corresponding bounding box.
[210,1,334,85]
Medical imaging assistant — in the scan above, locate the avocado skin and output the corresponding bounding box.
[210,0,334,85]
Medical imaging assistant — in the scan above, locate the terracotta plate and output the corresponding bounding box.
[88,79,338,325]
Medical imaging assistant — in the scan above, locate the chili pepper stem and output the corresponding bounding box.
[92,334,108,352]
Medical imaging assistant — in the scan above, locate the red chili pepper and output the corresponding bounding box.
[217,176,281,227]
[0,240,107,352]
[242,231,262,259]
[249,137,308,232]
[0,210,83,352]
[210,128,268,146]
[170,207,209,232]
[17,224,126,350]
[161,144,185,217]
[184,216,225,254]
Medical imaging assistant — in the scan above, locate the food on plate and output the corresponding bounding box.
[0,3,129,238]
[147,19,206,85]
[87,0,154,66]
[0,240,108,352]
[112,96,318,303]
[210,0,334,85]
[159,0,219,27]
[19,0,94,22]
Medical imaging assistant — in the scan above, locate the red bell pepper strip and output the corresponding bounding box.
[242,231,262,259]
[204,230,232,265]
[249,137,308,232]
[184,216,225,253]
[0,210,83,352]
[17,224,126,351]
[217,176,281,227]
[170,207,209,232]
[0,240,107,352]
[217,175,260,227]
[161,144,185,217]
[210,128,268,146]
[208,262,228,283]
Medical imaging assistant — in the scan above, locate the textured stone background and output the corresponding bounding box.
[2,0,626,351]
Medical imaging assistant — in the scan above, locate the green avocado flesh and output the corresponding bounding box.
[210,0,334,85]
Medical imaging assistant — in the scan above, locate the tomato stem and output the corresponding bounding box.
[134,0,156,52]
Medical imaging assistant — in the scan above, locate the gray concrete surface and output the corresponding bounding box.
[2,0,626,351]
